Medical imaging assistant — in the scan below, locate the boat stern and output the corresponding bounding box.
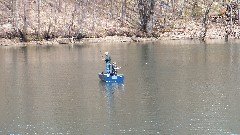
[98,73,124,83]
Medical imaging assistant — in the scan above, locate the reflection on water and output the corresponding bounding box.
[0,41,240,135]
[98,81,126,134]
[99,81,125,101]
[98,81,125,113]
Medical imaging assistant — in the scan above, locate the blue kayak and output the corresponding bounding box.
[98,73,124,83]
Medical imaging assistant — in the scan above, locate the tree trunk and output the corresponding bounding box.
[11,0,14,30]
[58,0,62,12]
[54,0,58,36]
[239,3,240,25]
[93,0,96,30]
[201,1,214,41]
[238,0,240,25]
[69,1,77,36]
[37,0,41,40]
[22,0,28,42]
[171,0,175,13]
[192,1,197,18]
[15,0,19,33]
[225,4,233,42]
[78,1,82,35]
[83,0,86,19]
[110,0,113,19]
[121,0,126,25]
[138,0,155,33]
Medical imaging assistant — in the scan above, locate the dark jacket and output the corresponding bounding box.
[105,55,111,64]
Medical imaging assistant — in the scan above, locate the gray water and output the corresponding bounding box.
[0,41,240,135]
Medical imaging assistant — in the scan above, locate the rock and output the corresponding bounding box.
[57,38,72,44]
[131,36,140,42]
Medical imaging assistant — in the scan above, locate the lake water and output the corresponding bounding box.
[0,40,240,135]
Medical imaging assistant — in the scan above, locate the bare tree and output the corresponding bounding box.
[137,0,155,33]
[238,0,240,25]
[224,3,233,42]
[54,0,58,36]
[11,0,14,29]
[77,1,82,35]
[69,0,77,36]
[200,0,215,41]
[191,0,198,18]
[110,0,113,19]
[121,0,127,25]
[15,0,19,33]
[37,0,41,40]
[20,0,28,41]
[171,0,175,13]
[57,0,62,12]
[93,0,96,30]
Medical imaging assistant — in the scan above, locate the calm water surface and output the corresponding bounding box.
[0,41,240,135]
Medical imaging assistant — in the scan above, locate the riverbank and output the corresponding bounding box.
[0,36,158,46]
[2,0,240,47]
[0,37,234,47]
[1,24,240,46]
[0,37,237,47]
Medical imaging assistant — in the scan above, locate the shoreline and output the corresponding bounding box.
[0,36,160,46]
[0,35,240,47]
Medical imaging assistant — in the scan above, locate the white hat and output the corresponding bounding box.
[105,52,109,55]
